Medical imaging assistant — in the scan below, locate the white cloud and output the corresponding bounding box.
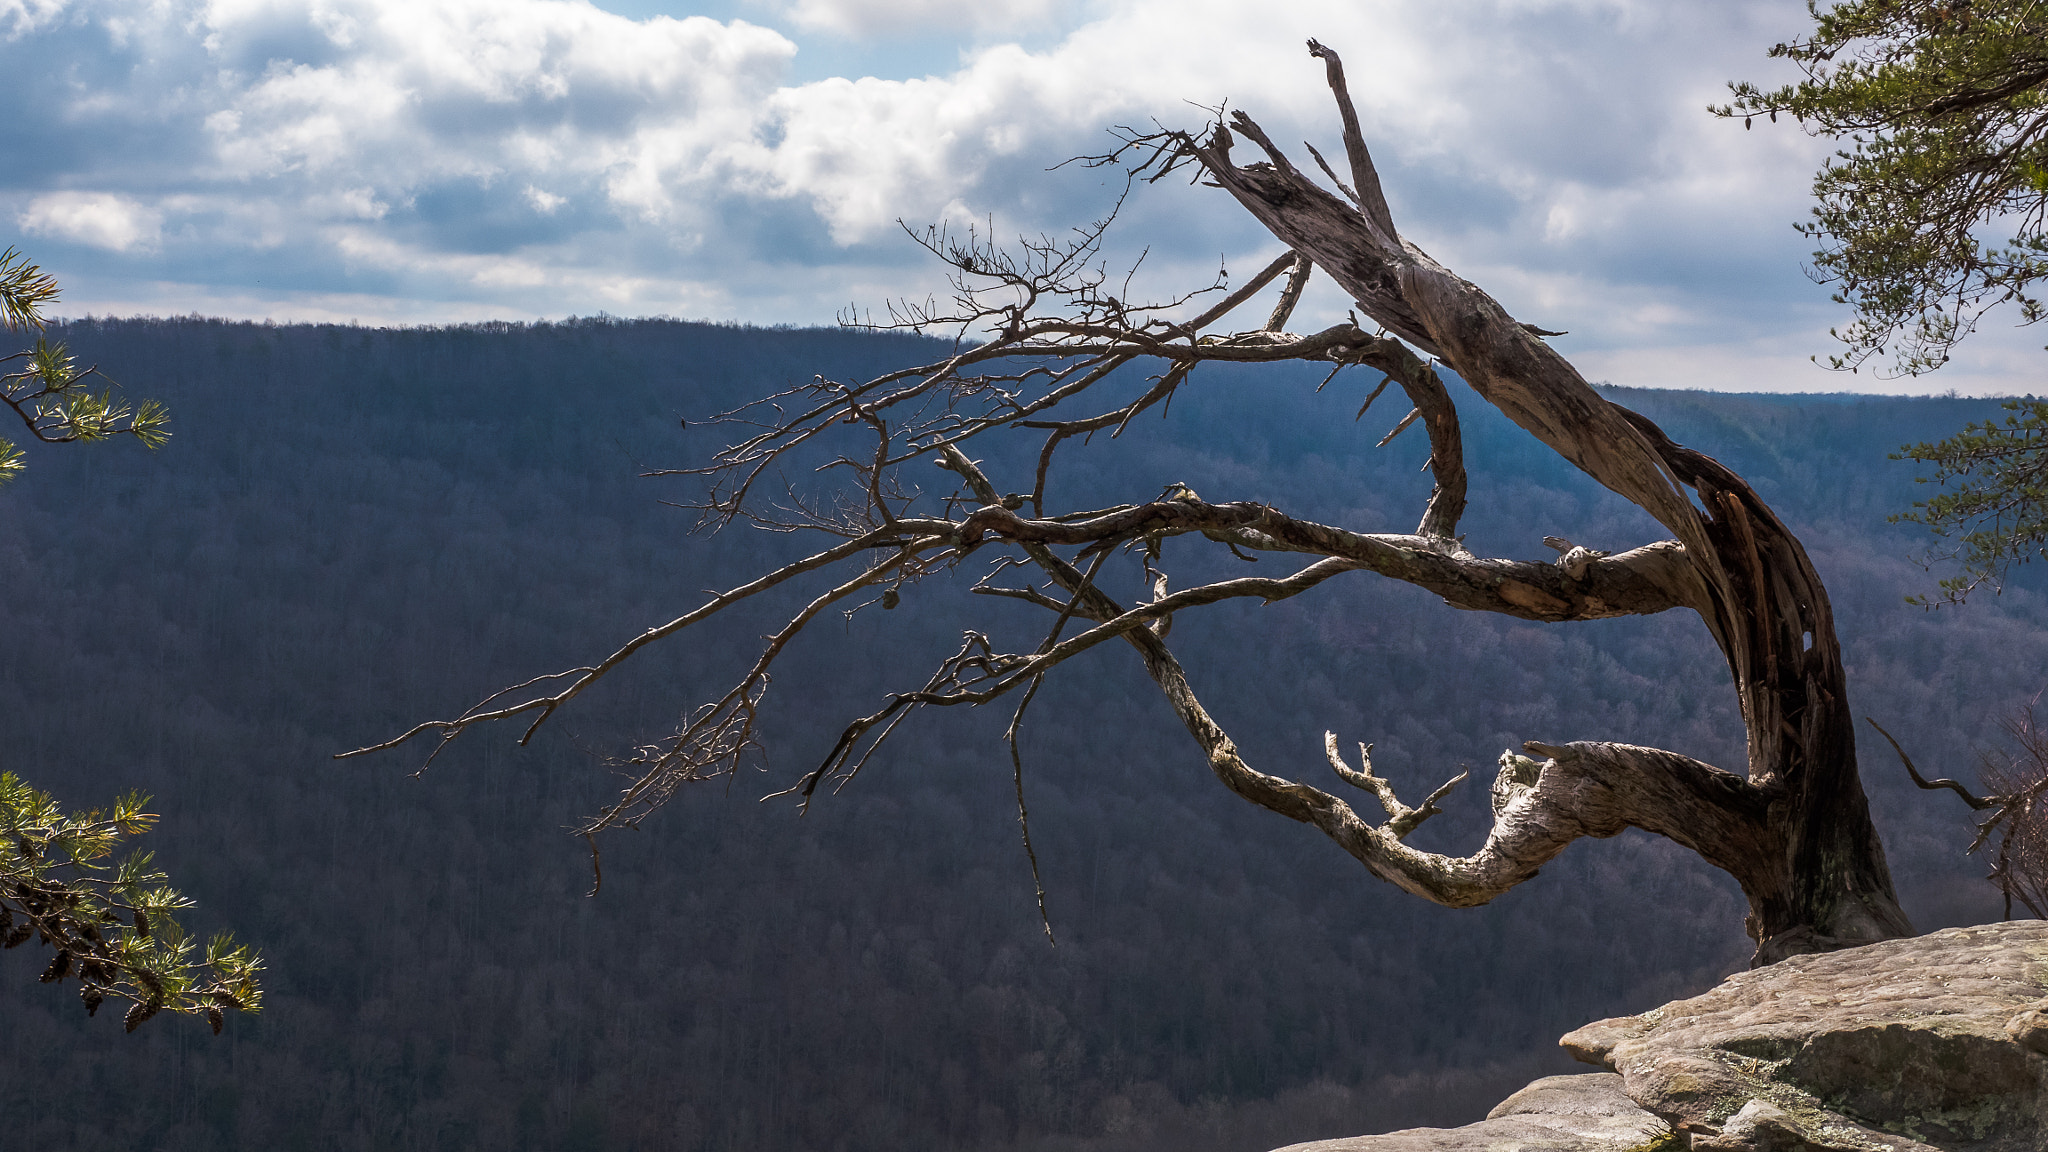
[0,0,2012,392]
[753,0,1069,36]
[195,0,796,201]
[0,0,68,39]
[20,192,165,252]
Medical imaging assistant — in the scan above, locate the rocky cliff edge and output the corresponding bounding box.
[1273,921,2048,1152]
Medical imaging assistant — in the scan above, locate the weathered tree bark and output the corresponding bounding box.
[1147,41,1914,964]
[351,38,1917,969]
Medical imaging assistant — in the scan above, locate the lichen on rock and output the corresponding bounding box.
[1560,921,2048,1151]
[1267,922,2048,1152]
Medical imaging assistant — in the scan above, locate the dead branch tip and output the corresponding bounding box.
[1866,716,1992,809]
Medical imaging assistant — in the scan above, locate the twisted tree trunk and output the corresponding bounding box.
[1163,43,1912,964]
[353,40,1918,969]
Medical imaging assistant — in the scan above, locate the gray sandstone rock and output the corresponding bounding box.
[1267,1073,1676,1152]
[1265,923,2048,1152]
[1560,921,2048,1151]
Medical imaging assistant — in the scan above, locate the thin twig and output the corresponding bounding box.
[1006,676,1056,945]
[1867,717,1992,809]
[1376,407,1423,448]
[1265,253,1314,332]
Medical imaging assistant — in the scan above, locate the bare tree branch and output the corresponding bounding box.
[347,39,1919,964]
[1306,39,1400,248]
[1325,734,1466,839]
[1264,253,1314,332]
[337,526,949,764]
[1867,717,1991,810]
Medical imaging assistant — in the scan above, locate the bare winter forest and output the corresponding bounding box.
[0,315,2034,1151]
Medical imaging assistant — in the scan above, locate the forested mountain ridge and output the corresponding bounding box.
[0,315,2033,1152]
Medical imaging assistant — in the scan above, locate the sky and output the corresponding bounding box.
[3,0,2041,394]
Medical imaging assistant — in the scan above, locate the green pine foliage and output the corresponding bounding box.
[1892,396,2048,602]
[0,252,253,1030]
[1724,1,2048,601]
[0,248,168,484]
[0,774,262,1032]
[1720,0,2048,377]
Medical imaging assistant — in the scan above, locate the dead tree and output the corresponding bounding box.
[345,41,1915,967]
[1874,713,2048,921]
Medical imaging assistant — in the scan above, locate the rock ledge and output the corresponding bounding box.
[1272,922,2048,1152]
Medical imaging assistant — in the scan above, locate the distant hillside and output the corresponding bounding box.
[0,316,2035,1152]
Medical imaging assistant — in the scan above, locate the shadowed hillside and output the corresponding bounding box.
[0,316,2031,1151]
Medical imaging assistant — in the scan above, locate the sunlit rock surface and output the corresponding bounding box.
[1565,921,2048,1151]
[1276,922,2048,1152]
